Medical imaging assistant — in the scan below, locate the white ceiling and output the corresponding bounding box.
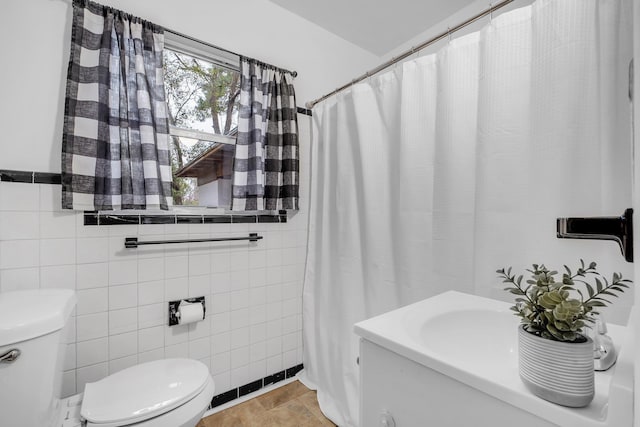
[268,0,477,56]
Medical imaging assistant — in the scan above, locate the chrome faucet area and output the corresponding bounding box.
[556,208,633,262]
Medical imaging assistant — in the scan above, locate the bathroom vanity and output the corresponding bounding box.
[354,291,634,427]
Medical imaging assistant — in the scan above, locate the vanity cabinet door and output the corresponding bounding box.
[358,339,556,427]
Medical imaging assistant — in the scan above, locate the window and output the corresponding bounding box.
[163,34,241,208]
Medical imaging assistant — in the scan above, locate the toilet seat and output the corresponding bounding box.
[81,358,210,427]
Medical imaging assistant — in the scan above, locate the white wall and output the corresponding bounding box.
[197,180,220,208]
[197,179,232,208]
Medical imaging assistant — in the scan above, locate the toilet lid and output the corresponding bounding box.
[81,358,209,426]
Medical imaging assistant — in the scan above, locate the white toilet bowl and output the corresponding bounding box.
[0,289,215,427]
[77,358,215,427]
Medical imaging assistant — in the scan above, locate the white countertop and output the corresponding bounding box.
[353,291,634,427]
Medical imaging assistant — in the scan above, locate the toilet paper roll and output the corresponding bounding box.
[178,301,204,325]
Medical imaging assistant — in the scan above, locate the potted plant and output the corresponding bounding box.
[497,260,631,407]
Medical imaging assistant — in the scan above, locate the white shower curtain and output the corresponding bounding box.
[302,1,633,426]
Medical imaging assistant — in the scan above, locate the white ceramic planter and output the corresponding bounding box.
[518,325,594,407]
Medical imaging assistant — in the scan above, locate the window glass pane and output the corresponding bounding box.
[164,48,240,207]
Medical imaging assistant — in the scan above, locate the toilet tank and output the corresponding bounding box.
[0,289,76,427]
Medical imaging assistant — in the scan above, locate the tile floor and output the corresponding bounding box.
[197,381,336,427]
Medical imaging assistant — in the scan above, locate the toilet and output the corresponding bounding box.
[0,289,215,427]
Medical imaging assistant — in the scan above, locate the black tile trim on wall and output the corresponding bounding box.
[210,364,304,409]
[0,170,62,184]
[296,106,312,116]
[84,211,287,226]
[0,169,288,225]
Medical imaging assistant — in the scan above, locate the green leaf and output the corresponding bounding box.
[585,283,595,298]
[599,290,618,297]
[595,278,603,293]
[586,300,607,307]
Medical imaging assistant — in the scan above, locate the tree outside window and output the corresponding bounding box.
[163,48,240,206]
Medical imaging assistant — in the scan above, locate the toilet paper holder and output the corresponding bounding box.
[168,297,206,326]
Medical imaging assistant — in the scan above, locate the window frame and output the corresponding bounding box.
[163,32,243,212]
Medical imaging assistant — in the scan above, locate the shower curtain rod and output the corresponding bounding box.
[306,0,514,109]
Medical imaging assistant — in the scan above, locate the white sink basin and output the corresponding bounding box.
[354,291,634,427]
[415,309,518,368]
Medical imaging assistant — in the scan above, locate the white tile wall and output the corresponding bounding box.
[76,338,108,367]
[0,211,39,240]
[76,312,108,341]
[109,332,138,360]
[76,288,109,315]
[0,114,310,397]
[76,362,108,392]
[109,307,138,335]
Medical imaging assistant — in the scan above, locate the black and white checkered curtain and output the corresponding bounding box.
[62,0,173,210]
[232,58,299,211]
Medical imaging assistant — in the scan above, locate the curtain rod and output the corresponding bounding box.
[165,28,298,78]
[306,0,514,109]
[75,1,297,77]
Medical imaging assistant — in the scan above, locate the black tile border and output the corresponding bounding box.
[231,215,257,224]
[0,170,288,225]
[84,212,99,225]
[210,363,304,409]
[99,215,141,225]
[203,215,232,224]
[142,215,176,225]
[210,389,238,408]
[238,379,263,397]
[84,212,287,226]
[0,170,63,184]
[176,215,204,224]
[285,364,304,378]
[34,172,62,185]
[258,214,279,223]
[296,106,312,116]
[0,170,36,183]
[263,370,286,387]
